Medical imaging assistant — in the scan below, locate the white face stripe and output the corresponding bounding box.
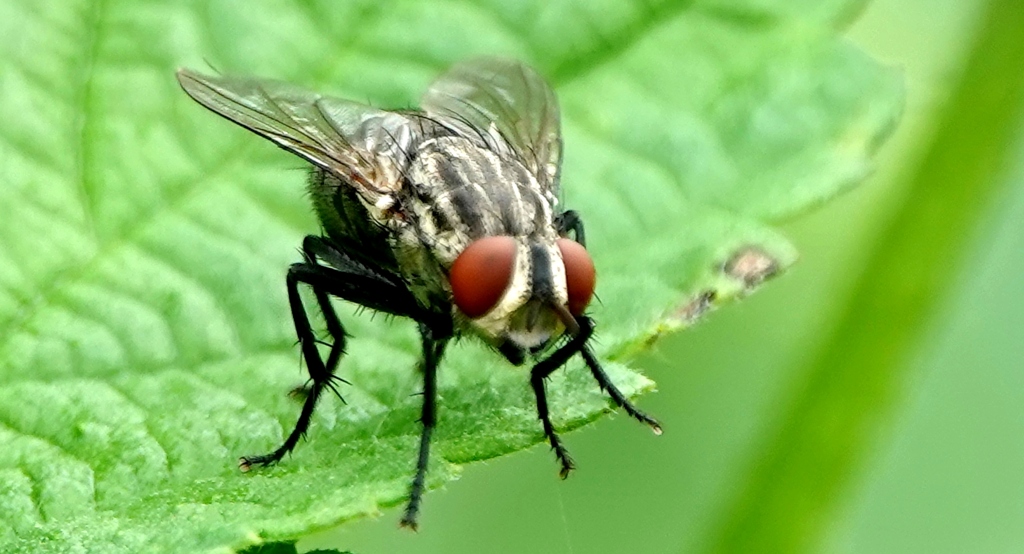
[544,242,570,310]
[467,238,569,347]
[470,239,532,338]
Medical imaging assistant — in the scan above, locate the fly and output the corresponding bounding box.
[176,57,661,529]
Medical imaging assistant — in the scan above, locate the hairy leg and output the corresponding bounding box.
[399,323,450,530]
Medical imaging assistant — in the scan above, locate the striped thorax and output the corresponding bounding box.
[390,135,574,351]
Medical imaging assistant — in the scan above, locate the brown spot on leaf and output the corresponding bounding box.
[671,289,717,324]
[724,247,779,288]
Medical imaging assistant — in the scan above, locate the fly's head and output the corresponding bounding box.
[448,235,595,362]
[400,136,592,362]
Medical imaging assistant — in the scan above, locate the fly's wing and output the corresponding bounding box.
[420,57,563,193]
[176,69,416,198]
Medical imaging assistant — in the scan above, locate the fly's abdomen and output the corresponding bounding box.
[308,168,398,270]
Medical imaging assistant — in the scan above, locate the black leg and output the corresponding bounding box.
[557,214,656,432]
[556,209,586,246]
[530,316,662,478]
[400,323,449,530]
[530,317,597,478]
[240,236,425,470]
[580,346,661,434]
[303,237,351,397]
[239,262,340,469]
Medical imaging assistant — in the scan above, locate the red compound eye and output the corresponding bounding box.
[557,238,596,316]
[449,236,517,318]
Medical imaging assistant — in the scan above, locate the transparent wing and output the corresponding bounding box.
[176,69,416,195]
[420,57,563,192]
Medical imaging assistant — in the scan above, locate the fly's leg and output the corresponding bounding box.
[399,323,450,531]
[556,212,659,432]
[531,317,661,478]
[581,346,661,434]
[530,317,596,478]
[289,236,353,401]
[304,237,349,395]
[239,262,340,469]
[240,236,422,470]
[556,210,586,246]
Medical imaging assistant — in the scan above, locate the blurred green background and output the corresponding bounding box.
[301,0,1024,552]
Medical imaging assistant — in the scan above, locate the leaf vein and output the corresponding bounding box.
[548,0,697,85]
[72,0,108,241]
[0,147,250,351]
[0,420,98,511]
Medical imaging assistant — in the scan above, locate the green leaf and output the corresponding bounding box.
[0,0,900,552]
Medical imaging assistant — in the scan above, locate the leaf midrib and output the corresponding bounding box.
[73,0,106,243]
